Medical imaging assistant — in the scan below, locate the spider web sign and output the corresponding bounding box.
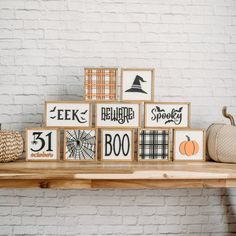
[64,129,97,161]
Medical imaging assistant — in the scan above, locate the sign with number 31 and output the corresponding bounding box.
[26,128,59,161]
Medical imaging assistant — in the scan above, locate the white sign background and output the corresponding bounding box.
[145,103,190,128]
[96,103,140,127]
[174,130,204,161]
[102,130,133,161]
[27,129,58,160]
[46,102,90,127]
[122,70,153,101]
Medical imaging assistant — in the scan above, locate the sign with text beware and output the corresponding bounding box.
[45,101,91,128]
[145,102,190,128]
[96,102,140,128]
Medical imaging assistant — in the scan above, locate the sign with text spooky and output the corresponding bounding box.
[45,101,91,127]
[95,102,140,128]
[145,102,191,128]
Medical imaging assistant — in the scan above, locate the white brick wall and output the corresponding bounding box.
[0,0,236,235]
[0,189,235,235]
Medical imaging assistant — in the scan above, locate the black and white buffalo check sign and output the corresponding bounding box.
[139,129,169,160]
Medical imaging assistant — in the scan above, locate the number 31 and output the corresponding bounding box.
[31,132,52,152]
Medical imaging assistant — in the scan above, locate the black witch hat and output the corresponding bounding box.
[125,75,147,94]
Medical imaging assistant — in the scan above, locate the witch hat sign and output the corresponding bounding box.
[121,68,154,101]
[125,75,147,94]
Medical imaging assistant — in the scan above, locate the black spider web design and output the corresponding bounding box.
[65,130,96,160]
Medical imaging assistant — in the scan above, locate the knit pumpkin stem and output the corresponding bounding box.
[222,106,235,126]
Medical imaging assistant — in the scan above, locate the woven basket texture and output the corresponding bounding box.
[0,131,23,163]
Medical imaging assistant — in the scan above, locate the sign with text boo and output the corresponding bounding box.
[45,101,91,128]
[95,102,141,128]
[101,129,134,161]
[145,102,191,128]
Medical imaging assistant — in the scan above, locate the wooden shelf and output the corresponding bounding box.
[0,161,236,189]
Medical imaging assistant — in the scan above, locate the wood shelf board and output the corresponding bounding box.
[0,161,236,188]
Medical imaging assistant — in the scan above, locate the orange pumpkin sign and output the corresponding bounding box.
[179,135,199,156]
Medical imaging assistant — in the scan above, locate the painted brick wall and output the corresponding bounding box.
[0,188,236,235]
[0,0,236,235]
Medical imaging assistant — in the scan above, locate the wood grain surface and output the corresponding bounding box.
[0,161,235,189]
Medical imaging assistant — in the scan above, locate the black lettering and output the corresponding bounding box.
[100,106,136,124]
[122,134,130,156]
[150,106,183,125]
[72,110,79,121]
[52,108,87,124]
[101,108,106,121]
[105,134,112,156]
[58,109,63,120]
[65,109,71,120]
[113,134,121,156]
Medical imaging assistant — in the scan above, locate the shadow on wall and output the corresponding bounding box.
[225,188,236,233]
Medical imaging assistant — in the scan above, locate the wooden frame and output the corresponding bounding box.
[144,102,191,128]
[63,128,98,162]
[25,127,60,161]
[84,67,118,101]
[100,128,135,162]
[137,128,171,162]
[173,128,206,162]
[45,101,92,128]
[121,68,155,102]
[95,101,141,128]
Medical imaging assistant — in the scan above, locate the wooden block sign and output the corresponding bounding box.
[101,129,134,161]
[45,101,91,128]
[84,68,117,101]
[138,128,170,161]
[95,102,140,128]
[173,128,206,161]
[145,102,190,128]
[121,68,155,102]
[26,128,59,161]
[64,128,97,161]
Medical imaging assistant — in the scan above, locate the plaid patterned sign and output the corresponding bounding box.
[84,68,117,100]
[139,129,169,160]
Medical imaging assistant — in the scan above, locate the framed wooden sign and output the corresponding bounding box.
[145,102,191,128]
[95,102,141,128]
[45,101,91,128]
[101,128,134,161]
[138,128,171,161]
[64,128,97,161]
[173,128,206,161]
[84,68,117,101]
[26,128,59,161]
[121,68,155,101]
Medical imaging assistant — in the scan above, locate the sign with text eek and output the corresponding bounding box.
[45,101,91,128]
[95,102,140,128]
[145,102,191,128]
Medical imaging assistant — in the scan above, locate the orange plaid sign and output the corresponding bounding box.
[84,68,117,100]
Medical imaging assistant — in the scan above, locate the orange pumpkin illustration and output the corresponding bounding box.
[179,135,199,156]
